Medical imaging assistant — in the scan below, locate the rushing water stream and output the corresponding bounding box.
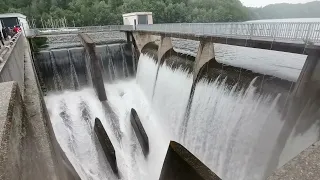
[42,43,320,180]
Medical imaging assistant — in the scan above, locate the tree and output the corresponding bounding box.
[0,0,252,27]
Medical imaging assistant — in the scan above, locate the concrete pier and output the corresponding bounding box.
[292,51,320,99]
[158,36,173,64]
[193,40,216,82]
[78,33,107,101]
[94,118,118,175]
[132,32,153,52]
[130,108,149,156]
[159,141,221,180]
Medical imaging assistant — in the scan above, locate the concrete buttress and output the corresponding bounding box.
[194,40,215,82]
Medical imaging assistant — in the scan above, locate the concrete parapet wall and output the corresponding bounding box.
[0,82,24,180]
[22,37,80,180]
[0,34,80,179]
[267,141,320,180]
[0,33,25,97]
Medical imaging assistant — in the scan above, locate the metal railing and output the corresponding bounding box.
[30,22,320,43]
[136,22,320,43]
[32,25,133,36]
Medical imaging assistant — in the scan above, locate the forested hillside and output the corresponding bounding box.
[0,0,249,27]
[251,1,320,20]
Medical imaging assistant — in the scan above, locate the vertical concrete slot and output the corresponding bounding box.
[130,108,149,156]
[78,33,107,101]
[94,118,118,175]
[159,141,222,180]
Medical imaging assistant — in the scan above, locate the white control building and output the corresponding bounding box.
[122,12,153,26]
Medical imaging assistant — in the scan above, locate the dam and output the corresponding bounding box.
[1,16,320,180]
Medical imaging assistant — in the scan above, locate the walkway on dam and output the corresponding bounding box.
[29,22,320,54]
[32,22,320,45]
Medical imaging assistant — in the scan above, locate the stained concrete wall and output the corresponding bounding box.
[0,33,25,96]
[79,33,107,101]
[267,51,320,180]
[0,82,23,180]
[267,141,320,180]
[0,34,80,179]
[132,32,159,52]
[193,40,215,82]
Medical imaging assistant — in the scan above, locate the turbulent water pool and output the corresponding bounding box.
[41,41,319,180]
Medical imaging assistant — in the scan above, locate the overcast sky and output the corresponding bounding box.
[241,0,317,7]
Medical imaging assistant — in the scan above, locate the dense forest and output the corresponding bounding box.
[0,0,250,27]
[1,0,320,27]
[250,1,320,20]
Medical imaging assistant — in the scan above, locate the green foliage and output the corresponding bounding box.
[0,0,250,26]
[251,1,320,19]
[29,37,48,53]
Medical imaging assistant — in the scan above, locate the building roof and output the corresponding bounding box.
[0,13,27,19]
[123,12,152,17]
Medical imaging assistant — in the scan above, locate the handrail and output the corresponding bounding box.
[135,23,320,43]
[30,22,320,43]
[34,25,134,36]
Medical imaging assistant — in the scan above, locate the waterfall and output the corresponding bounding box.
[49,51,64,91]
[68,49,80,90]
[36,43,134,92]
[135,54,285,180]
[43,49,317,180]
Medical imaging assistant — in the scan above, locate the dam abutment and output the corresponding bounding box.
[0,33,80,180]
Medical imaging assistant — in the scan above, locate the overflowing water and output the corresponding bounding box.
[45,80,170,180]
[44,48,320,180]
[36,43,135,92]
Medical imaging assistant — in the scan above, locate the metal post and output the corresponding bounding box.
[250,23,254,39]
[306,23,313,43]
[41,18,44,29]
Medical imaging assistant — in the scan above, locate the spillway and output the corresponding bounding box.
[39,41,319,180]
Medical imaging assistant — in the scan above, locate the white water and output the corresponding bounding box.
[137,55,285,180]
[45,53,319,180]
[45,66,171,179]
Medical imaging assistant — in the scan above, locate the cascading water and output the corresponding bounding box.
[42,43,319,180]
[36,43,135,92]
[36,47,88,92]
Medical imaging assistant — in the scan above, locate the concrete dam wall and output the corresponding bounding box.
[1,30,320,180]
[0,33,80,180]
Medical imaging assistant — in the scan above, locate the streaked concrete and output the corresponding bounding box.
[158,36,173,64]
[127,30,320,55]
[78,33,107,101]
[0,82,23,180]
[22,37,80,180]
[194,40,215,82]
[0,34,80,179]
[159,141,221,180]
[267,141,320,180]
[0,33,25,96]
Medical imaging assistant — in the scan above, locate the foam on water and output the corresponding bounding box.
[45,52,319,180]
[137,55,285,180]
[45,80,170,179]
